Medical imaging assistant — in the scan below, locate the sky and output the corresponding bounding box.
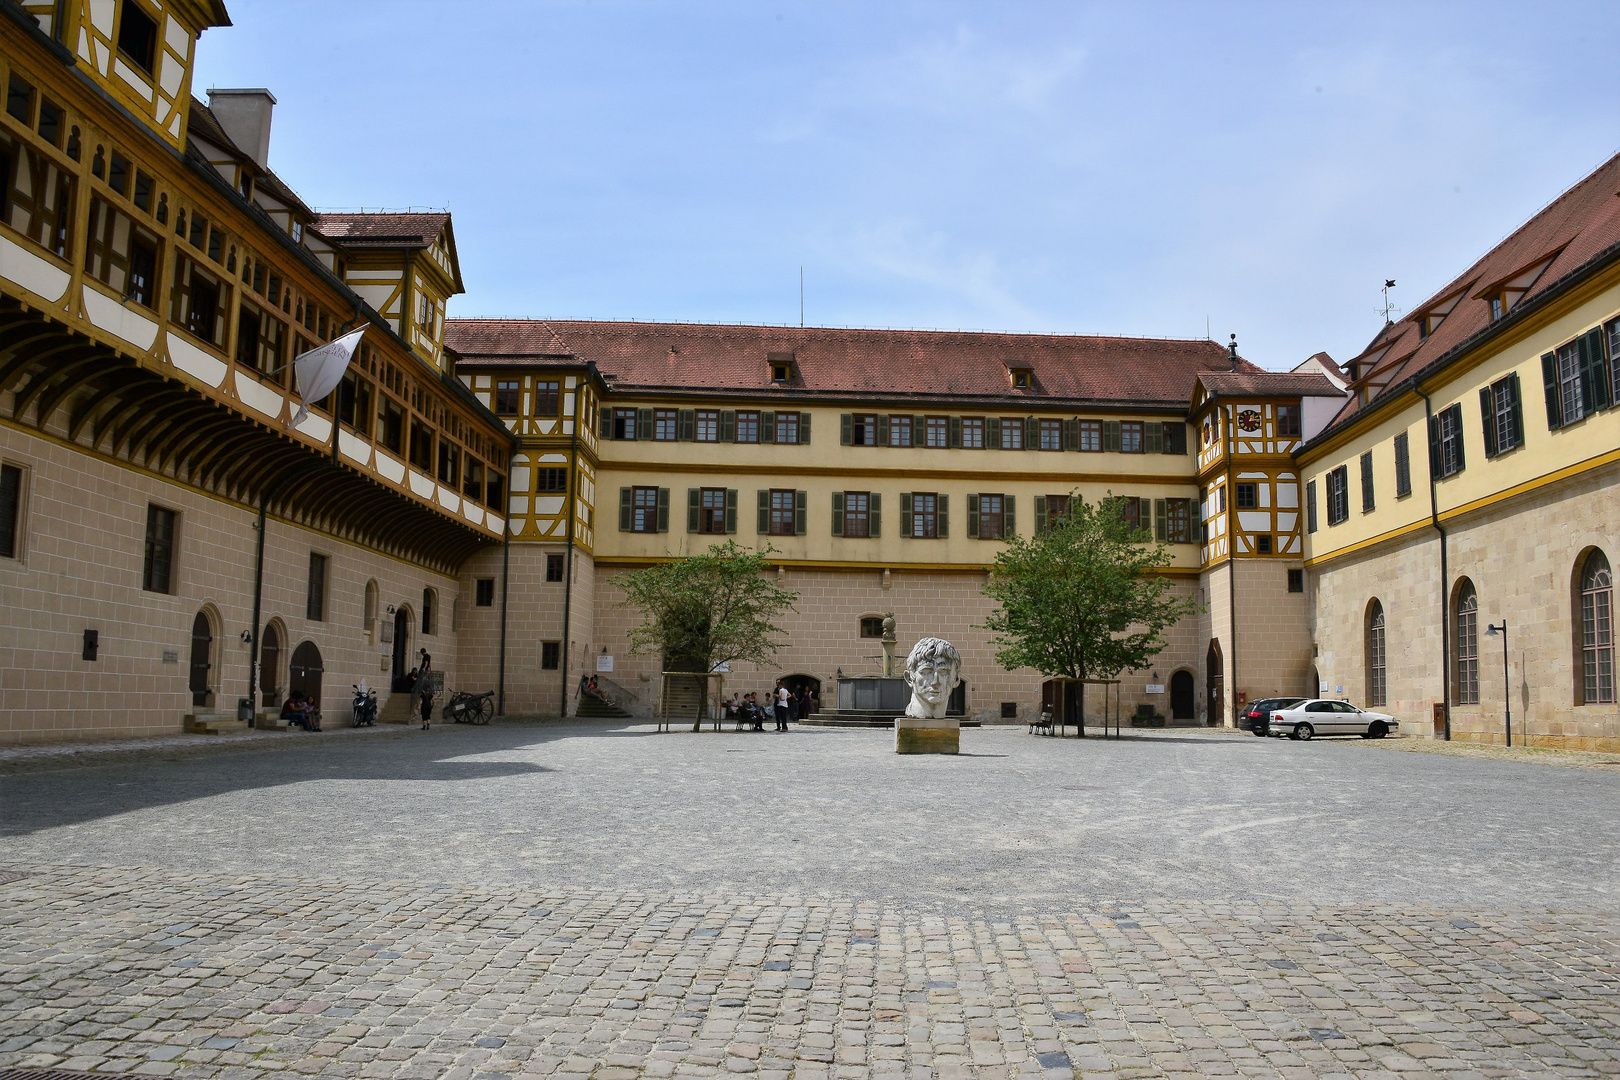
[193,1,1620,372]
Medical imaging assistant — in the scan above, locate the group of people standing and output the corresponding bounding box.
[725,682,818,732]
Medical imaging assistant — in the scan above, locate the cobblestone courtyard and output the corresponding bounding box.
[3,722,1618,1079]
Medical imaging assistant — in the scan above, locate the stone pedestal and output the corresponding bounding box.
[895,716,959,754]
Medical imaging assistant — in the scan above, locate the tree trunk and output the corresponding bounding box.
[1078,680,1086,738]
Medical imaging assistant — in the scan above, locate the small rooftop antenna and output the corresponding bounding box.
[1379,279,1399,326]
[800,267,804,328]
[1228,333,1239,370]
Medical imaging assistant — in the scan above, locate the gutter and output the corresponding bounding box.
[1416,389,1451,741]
[558,415,581,718]
[496,446,513,715]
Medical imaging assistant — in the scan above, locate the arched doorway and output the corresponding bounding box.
[780,673,822,716]
[188,611,214,708]
[391,607,411,688]
[260,621,283,707]
[290,641,324,709]
[1206,639,1224,726]
[1169,670,1195,720]
[947,680,967,717]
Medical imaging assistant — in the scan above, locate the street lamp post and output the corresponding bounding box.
[1485,621,1510,747]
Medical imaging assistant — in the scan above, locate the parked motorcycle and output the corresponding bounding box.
[351,684,377,727]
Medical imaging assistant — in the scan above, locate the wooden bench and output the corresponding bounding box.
[1028,709,1055,736]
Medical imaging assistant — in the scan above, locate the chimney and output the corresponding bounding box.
[206,88,276,170]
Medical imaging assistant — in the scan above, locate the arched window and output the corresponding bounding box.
[1581,550,1614,705]
[1366,600,1386,707]
[364,580,379,632]
[1454,580,1479,705]
[422,587,436,636]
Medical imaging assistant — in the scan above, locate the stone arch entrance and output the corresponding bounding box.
[260,619,285,707]
[1206,639,1224,726]
[188,610,215,708]
[1169,669,1195,720]
[290,641,324,709]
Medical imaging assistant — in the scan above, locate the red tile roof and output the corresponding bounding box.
[445,319,1263,408]
[310,212,451,250]
[1196,371,1346,399]
[1332,149,1620,426]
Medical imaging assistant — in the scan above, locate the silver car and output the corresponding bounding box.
[1268,699,1398,741]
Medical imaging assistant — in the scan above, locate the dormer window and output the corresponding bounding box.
[291,221,303,244]
[1489,295,1504,322]
[1006,365,1033,390]
[768,351,795,383]
[116,2,159,77]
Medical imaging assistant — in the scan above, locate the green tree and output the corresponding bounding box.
[614,541,799,728]
[981,494,1200,727]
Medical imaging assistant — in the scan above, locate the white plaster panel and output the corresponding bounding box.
[167,112,182,138]
[1277,512,1298,533]
[563,420,575,435]
[81,286,159,350]
[88,0,113,34]
[114,58,153,99]
[437,485,461,513]
[1259,485,1271,508]
[475,376,490,389]
[538,453,566,464]
[536,496,564,516]
[167,334,227,388]
[292,411,331,443]
[77,28,93,65]
[565,377,577,389]
[374,451,406,483]
[0,237,69,302]
[1239,511,1271,532]
[164,14,190,54]
[233,371,284,420]
[512,453,529,464]
[408,471,435,498]
[1276,482,1299,508]
[509,496,530,515]
[338,429,372,465]
[510,466,531,492]
[462,502,484,527]
[158,51,184,97]
[538,419,556,435]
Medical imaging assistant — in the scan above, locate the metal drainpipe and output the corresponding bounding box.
[1225,408,1237,727]
[1417,388,1452,740]
[496,448,513,716]
[245,474,288,725]
[558,403,581,718]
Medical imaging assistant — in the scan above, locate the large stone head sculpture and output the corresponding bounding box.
[903,637,963,719]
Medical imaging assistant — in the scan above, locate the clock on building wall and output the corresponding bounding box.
[1236,409,1262,432]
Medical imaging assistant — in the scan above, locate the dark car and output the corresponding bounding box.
[1239,697,1306,735]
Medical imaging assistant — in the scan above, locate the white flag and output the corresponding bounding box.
[290,326,366,427]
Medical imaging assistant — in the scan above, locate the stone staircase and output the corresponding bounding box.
[379,692,415,725]
[183,711,248,735]
[577,694,632,719]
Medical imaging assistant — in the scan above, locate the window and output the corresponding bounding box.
[1431,403,1465,479]
[1036,418,1060,451]
[972,494,1006,540]
[1394,432,1412,498]
[142,505,175,593]
[1454,580,1479,705]
[1275,405,1301,438]
[485,470,504,510]
[1360,451,1375,513]
[776,411,803,445]
[117,2,159,75]
[887,415,910,447]
[409,421,433,471]
[1481,374,1523,458]
[1305,479,1318,533]
[698,487,728,534]
[462,459,484,501]
[961,417,984,449]
[860,617,885,639]
[1325,466,1349,526]
[1009,368,1032,389]
[654,409,678,440]
[541,641,561,670]
[1164,498,1192,544]
[1120,421,1144,453]
[628,486,661,532]
[171,255,226,346]
[925,416,949,448]
[1255,535,1272,554]
[546,554,564,582]
[422,588,437,635]
[306,553,327,622]
[1115,497,1148,533]
[612,408,638,440]
[1078,420,1101,452]
[1558,340,1584,426]
[380,401,404,455]
[533,380,560,416]
[1366,600,1386,708]
[108,152,129,196]
[0,464,21,558]
[695,410,719,442]
[769,489,797,536]
[768,352,794,383]
[735,411,759,443]
[908,492,938,538]
[1000,418,1023,450]
[1234,483,1257,510]
[1581,550,1614,705]
[1288,569,1304,594]
[475,578,495,607]
[6,74,32,124]
[338,372,372,434]
[1037,494,1070,533]
[838,491,872,538]
[536,468,568,494]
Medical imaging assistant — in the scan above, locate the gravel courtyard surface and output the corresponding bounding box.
[2,722,1618,1079]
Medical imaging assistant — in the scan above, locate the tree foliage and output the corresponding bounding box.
[981,494,1200,682]
[614,540,800,674]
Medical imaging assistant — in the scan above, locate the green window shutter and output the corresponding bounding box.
[876,414,890,446]
[799,412,811,444]
[719,410,736,442]
[1144,421,1163,453]
[725,489,738,533]
[1449,404,1465,472]
[637,408,654,440]
[1139,498,1152,535]
[1023,416,1038,449]
[619,487,632,531]
[1034,495,1047,534]
[795,490,808,535]
[841,413,852,445]
[757,489,770,533]
[1428,414,1443,479]
[599,407,613,438]
[656,488,670,533]
[1154,498,1167,541]
[678,409,696,441]
[967,493,979,538]
[948,416,962,448]
[1506,374,1524,448]
[912,415,926,447]
[761,411,776,443]
[937,494,949,538]
[986,416,1002,449]
[899,492,913,537]
[1583,328,1611,412]
[1004,495,1016,537]
[1541,352,1562,429]
[831,491,845,536]
[1061,418,1079,451]
[687,487,700,532]
[870,493,881,537]
[1479,387,1498,458]
[1102,420,1121,452]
